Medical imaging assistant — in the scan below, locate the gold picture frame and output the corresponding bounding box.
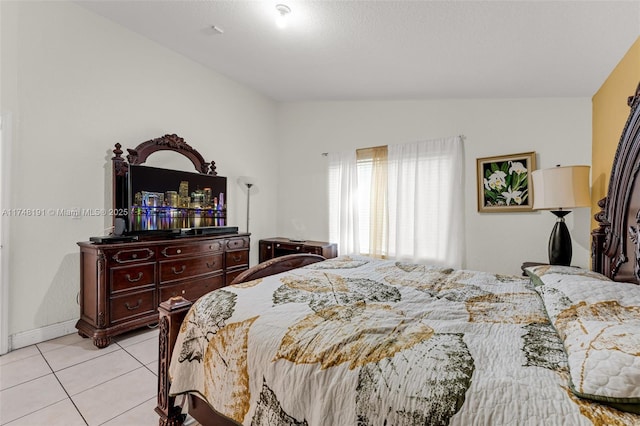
[476,151,536,212]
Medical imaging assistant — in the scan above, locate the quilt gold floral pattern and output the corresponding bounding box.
[532,271,640,409]
[169,256,640,425]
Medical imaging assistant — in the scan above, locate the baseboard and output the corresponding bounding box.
[10,318,78,351]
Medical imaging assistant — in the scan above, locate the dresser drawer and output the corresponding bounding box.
[275,242,303,251]
[226,267,248,286]
[110,289,156,324]
[226,250,249,268]
[160,241,224,258]
[79,233,252,348]
[159,254,223,284]
[109,248,155,264]
[110,263,156,293]
[226,237,250,251]
[159,274,224,302]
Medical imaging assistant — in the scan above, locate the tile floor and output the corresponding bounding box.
[0,326,172,425]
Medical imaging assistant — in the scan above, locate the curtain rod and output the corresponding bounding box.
[320,135,465,156]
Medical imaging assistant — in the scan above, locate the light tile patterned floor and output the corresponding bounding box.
[0,327,166,425]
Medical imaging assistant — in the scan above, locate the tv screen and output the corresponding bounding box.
[127,165,227,233]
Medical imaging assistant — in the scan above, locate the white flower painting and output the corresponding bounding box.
[477,152,536,212]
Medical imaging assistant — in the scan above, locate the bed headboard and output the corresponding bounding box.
[592,82,640,284]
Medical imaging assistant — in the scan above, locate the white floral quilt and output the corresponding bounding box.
[169,256,640,425]
[527,264,640,416]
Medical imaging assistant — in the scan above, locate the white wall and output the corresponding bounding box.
[276,99,592,275]
[0,0,594,348]
[1,1,278,344]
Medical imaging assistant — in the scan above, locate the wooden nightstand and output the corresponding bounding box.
[259,238,338,263]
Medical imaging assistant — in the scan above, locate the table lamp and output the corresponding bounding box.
[532,165,591,265]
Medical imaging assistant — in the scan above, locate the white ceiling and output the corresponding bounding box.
[78,0,640,102]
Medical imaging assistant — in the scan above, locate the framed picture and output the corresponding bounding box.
[476,151,536,212]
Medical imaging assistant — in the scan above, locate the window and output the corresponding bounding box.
[328,136,464,268]
[356,146,388,257]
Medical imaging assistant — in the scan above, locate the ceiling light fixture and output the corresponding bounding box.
[275,4,291,29]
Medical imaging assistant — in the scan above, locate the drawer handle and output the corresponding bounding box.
[176,249,182,254]
[276,244,280,248]
[296,246,300,250]
[125,272,143,283]
[125,299,142,311]
[232,254,243,262]
[206,261,217,269]
[113,248,153,264]
[172,265,186,275]
[267,245,271,249]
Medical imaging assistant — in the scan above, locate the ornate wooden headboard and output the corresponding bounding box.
[592,82,640,284]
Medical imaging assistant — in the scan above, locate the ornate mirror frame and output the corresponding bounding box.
[110,134,217,227]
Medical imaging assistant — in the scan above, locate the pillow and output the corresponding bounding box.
[533,273,640,413]
[524,264,611,287]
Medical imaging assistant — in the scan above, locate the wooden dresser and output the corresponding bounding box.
[259,237,337,263]
[76,233,249,348]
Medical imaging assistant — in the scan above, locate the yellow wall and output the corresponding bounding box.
[592,37,640,230]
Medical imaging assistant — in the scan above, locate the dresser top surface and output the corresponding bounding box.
[260,237,335,247]
[78,232,250,249]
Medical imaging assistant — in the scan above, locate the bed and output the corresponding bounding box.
[156,82,640,426]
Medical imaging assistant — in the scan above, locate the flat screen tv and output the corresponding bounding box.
[126,164,228,234]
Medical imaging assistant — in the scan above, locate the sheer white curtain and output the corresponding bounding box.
[328,136,464,268]
[328,151,360,255]
[387,136,464,268]
[357,146,388,258]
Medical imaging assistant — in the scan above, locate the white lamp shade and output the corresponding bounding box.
[532,165,591,210]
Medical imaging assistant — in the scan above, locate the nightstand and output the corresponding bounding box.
[259,238,338,263]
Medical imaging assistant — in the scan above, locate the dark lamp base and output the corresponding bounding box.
[548,210,572,266]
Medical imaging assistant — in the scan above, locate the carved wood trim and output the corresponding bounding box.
[124,134,217,175]
[111,248,154,264]
[112,143,129,177]
[157,316,169,413]
[93,334,111,348]
[629,209,640,280]
[229,253,325,285]
[110,134,218,231]
[628,81,640,109]
[592,81,640,283]
[156,296,192,426]
[591,198,608,276]
[97,253,107,327]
